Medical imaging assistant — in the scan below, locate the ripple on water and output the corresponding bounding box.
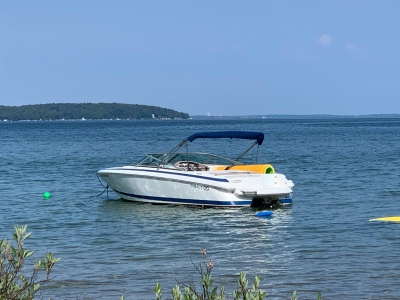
[1,119,400,299]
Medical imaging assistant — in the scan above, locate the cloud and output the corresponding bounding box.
[315,34,333,47]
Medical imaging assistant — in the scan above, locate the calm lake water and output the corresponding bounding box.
[1,118,400,299]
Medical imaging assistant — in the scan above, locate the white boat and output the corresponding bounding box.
[97,131,294,208]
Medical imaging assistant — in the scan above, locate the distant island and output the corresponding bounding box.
[0,103,189,121]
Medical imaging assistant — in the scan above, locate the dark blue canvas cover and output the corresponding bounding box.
[187,131,264,145]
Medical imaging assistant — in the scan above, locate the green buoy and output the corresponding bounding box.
[43,191,51,199]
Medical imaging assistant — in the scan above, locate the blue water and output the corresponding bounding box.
[1,118,400,299]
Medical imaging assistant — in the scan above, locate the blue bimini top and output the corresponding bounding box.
[186,131,264,145]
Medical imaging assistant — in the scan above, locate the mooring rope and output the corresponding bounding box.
[91,174,109,198]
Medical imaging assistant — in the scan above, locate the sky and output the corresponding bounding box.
[1,1,400,116]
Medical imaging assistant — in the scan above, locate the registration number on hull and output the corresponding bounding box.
[190,183,209,191]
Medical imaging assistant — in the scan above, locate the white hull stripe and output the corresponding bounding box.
[111,168,230,182]
[105,173,235,193]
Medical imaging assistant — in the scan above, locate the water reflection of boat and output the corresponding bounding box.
[97,131,294,208]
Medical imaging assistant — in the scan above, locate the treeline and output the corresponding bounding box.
[0,103,189,121]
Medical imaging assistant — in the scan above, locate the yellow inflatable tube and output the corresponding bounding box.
[210,164,275,174]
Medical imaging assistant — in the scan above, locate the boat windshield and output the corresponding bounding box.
[136,152,241,167]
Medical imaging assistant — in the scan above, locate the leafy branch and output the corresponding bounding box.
[0,225,60,300]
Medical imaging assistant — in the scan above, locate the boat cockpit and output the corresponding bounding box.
[136,153,275,174]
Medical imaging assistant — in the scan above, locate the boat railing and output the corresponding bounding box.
[137,152,245,171]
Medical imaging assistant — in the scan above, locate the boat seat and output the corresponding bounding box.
[208,164,275,174]
[174,161,209,171]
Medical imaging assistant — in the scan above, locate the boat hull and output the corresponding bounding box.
[98,167,293,207]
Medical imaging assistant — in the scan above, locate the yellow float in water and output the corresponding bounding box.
[369,216,400,222]
[210,164,275,174]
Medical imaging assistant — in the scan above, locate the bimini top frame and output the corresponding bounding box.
[158,131,265,169]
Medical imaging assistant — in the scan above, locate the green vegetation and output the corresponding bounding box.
[1,227,322,299]
[0,103,189,121]
[0,225,60,300]
[155,249,322,300]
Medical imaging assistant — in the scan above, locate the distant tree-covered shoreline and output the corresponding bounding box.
[0,103,189,121]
